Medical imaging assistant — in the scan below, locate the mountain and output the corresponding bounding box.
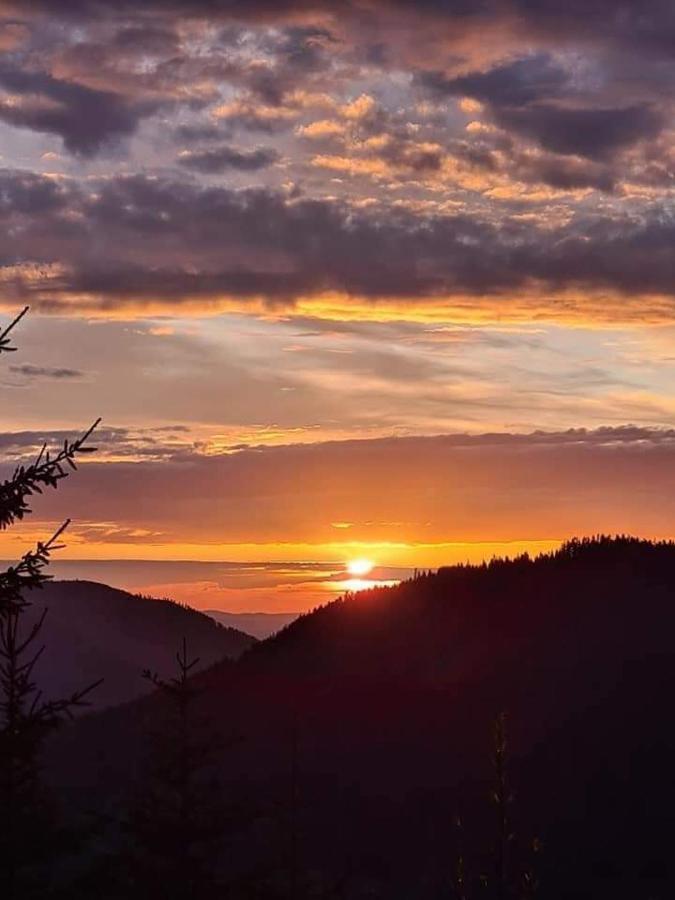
[23,580,255,710]
[49,538,675,898]
[204,609,300,639]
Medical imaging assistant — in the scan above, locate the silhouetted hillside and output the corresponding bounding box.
[49,538,675,898]
[25,580,255,710]
[205,609,300,639]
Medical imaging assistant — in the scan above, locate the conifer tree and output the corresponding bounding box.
[485,714,540,900]
[0,307,100,898]
[448,715,540,900]
[125,638,228,899]
[492,712,512,900]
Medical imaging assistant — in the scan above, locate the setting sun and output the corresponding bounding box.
[347,558,374,577]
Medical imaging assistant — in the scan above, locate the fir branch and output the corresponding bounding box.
[0,604,102,732]
[0,307,28,356]
[0,419,100,531]
[0,521,71,616]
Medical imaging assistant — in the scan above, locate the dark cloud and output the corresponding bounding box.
[9,363,84,379]
[3,169,675,310]
[177,144,280,173]
[419,53,665,160]
[0,426,122,456]
[262,25,337,73]
[495,103,664,160]
[173,123,228,143]
[0,60,162,155]
[0,424,196,463]
[110,24,179,55]
[419,54,569,107]
[0,167,69,213]
[5,0,675,60]
[448,133,617,192]
[515,153,616,192]
[461,139,616,192]
[508,0,675,55]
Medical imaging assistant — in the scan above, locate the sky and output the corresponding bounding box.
[1,1,675,611]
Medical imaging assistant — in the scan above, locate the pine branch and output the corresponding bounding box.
[0,419,100,531]
[0,307,28,355]
[0,521,70,616]
[28,678,104,727]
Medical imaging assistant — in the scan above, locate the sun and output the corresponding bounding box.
[347,558,374,577]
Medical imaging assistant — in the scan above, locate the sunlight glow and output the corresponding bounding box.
[347,558,374,577]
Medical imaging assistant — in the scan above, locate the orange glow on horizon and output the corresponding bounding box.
[0,525,566,568]
[4,288,675,328]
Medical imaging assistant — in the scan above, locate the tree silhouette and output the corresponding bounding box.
[482,714,539,900]
[492,712,512,900]
[125,638,228,899]
[0,307,100,898]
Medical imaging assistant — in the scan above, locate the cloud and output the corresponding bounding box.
[449,134,617,193]
[0,3,673,320]
[3,169,675,318]
[211,98,299,135]
[513,151,616,192]
[297,118,345,139]
[419,54,665,160]
[177,144,280,173]
[9,0,674,65]
[260,24,337,74]
[495,103,664,160]
[9,363,84,379]
[11,426,675,550]
[300,93,451,180]
[0,1,671,192]
[0,423,198,463]
[0,60,162,156]
[419,54,569,108]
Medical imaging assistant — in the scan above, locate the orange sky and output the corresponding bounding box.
[2,2,675,609]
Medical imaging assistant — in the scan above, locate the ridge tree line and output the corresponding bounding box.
[0,308,539,899]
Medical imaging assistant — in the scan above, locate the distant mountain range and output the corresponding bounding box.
[50,538,675,898]
[24,580,255,710]
[204,609,300,639]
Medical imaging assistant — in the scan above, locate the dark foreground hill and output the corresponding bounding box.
[25,580,255,710]
[205,609,300,639]
[49,538,675,898]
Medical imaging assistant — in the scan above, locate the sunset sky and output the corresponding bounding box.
[1,1,675,611]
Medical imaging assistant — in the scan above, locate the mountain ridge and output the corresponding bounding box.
[48,537,675,897]
[24,579,256,710]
